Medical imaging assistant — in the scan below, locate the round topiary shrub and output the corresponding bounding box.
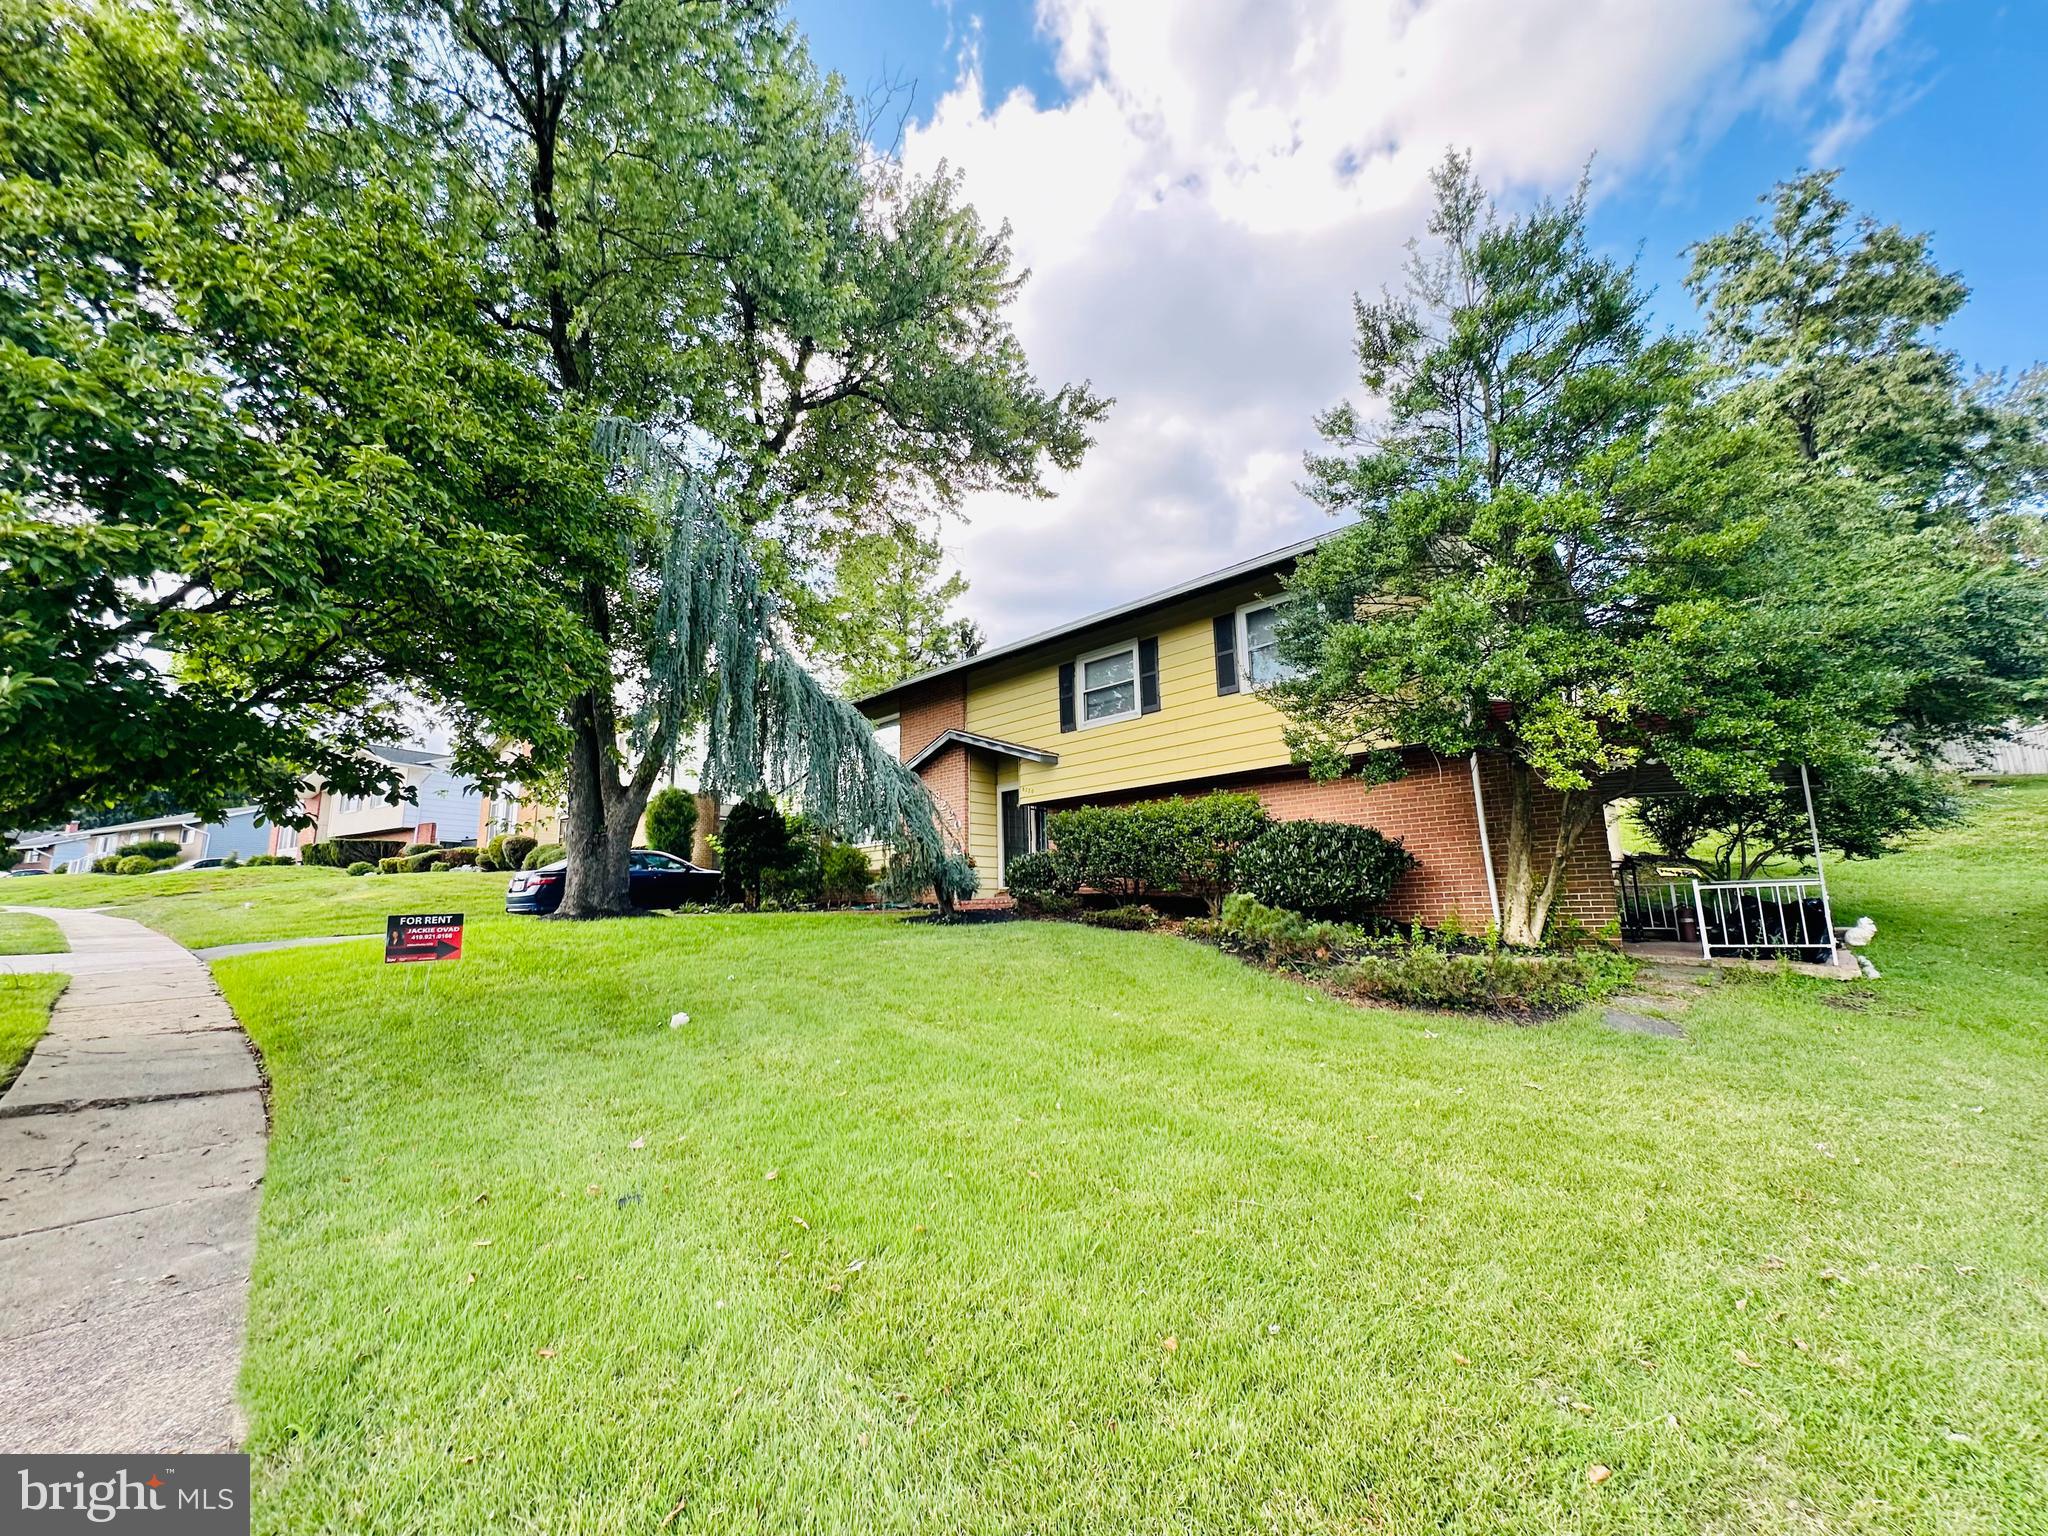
[502,834,538,871]
[1232,819,1416,920]
[115,854,154,875]
[347,861,375,876]
[521,842,565,871]
[438,846,478,868]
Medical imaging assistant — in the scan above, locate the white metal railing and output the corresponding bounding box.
[1691,878,1834,960]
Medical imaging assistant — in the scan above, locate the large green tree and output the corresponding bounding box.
[1277,154,1725,944]
[1687,170,2048,747]
[249,0,1105,915]
[806,525,984,698]
[1279,156,2046,945]
[0,0,613,830]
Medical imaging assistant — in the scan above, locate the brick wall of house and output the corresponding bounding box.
[1028,748,1616,933]
[896,676,966,763]
[893,676,973,854]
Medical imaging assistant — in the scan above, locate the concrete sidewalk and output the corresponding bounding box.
[0,907,265,1452]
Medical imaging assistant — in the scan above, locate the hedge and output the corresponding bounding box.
[306,838,403,869]
[438,846,478,869]
[1232,820,1414,920]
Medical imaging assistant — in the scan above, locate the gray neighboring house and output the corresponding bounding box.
[65,808,276,868]
[7,823,92,874]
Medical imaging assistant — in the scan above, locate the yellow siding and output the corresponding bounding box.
[964,578,1294,804]
[966,752,1000,876]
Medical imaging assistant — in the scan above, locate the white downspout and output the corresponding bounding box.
[1469,752,1502,933]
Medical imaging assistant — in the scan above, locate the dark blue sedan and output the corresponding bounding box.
[505,849,722,914]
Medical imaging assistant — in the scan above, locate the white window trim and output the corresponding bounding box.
[1074,639,1142,730]
[1235,598,1294,691]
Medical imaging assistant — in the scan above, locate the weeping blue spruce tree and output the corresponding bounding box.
[574,424,977,916]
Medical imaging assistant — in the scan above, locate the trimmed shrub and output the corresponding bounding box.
[400,842,438,858]
[1004,849,1081,909]
[1135,793,1270,913]
[645,787,698,858]
[522,842,564,871]
[377,857,405,874]
[1079,904,1160,931]
[502,835,538,871]
[346,861,375,876]
[124,838,182,861]
[438,846,478,869]
[398,853,437,873]
[91,855,120,873]
[821,843,874,907]
[115,854,154,875]
[428,860,451,872]
[307,838,403,869]
[718,798,793,906]
[1337,946,1633,1014]
[1233,820,1415,920]
[1043,804,1163,900]
[1187,894,1366,967]
[150,856,181,871]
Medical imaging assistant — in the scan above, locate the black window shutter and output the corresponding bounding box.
[1212,615,1239,694]
[1058,661,1076,732]
[1139,636,1161,714]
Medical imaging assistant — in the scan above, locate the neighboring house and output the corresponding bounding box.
[7,822,91,873]
[71,809,274,866]
[855,535,1617,930]
[274,744,494,855]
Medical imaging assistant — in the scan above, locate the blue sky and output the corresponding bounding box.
[788,0,2046,641]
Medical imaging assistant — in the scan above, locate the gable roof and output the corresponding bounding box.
[366,743,447,769]
[853,529,1337,709]
[902,729,1060,772]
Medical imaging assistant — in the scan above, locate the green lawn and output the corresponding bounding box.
[0,973,65,1091]
[187,781,2048,1534]
[16,865,515,949]
[0,909,68,954]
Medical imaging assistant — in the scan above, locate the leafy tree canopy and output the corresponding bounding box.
[1275,152,2046,945]
[0,0,616,830]
[805,526,984,698]
[240,0,1107,915]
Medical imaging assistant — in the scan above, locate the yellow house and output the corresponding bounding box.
[856,536,1618,929]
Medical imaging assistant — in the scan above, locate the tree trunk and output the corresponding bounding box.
[1494,759,1602,948]
[555,692,657,919]
[691,791,719,868]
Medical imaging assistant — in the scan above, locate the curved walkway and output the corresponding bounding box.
[0,907,265,1452]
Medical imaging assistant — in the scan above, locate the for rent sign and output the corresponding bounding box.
[384,912,464,963]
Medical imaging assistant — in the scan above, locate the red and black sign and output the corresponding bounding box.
[385,912,464,964]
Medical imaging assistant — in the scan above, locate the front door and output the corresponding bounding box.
[1000,789,1029,882]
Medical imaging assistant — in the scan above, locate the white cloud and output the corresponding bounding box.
[900,0,1920,642]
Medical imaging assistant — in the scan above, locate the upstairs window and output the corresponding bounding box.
[872,715,900,760]
[1237,601,1295,688]
[1078,642,1140,728]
